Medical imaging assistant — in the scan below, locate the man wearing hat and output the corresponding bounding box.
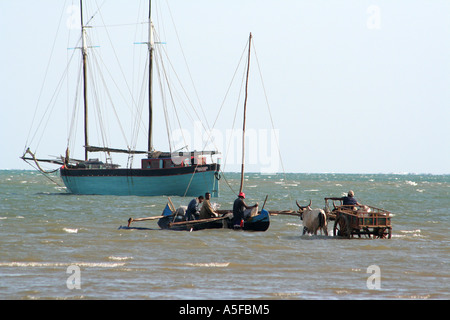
[326,190,361,207]
[232,192,258,229]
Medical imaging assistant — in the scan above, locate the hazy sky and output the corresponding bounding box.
[1,0,449,174]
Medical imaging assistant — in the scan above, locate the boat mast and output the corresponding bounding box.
[80,0,89,161]
[148,0,154,154]
[239,33,252,194]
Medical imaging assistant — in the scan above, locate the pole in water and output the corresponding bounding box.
[239,32,252,194]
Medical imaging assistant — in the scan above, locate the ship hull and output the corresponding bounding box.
[60,164,220,197]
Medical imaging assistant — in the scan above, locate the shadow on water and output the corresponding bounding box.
[118,226,161,231]
[281,234,334,241]
[35,192,71,196]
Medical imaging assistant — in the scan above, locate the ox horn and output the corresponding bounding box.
[296,200,312,208]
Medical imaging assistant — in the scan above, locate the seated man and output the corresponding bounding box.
[199,192,218,219]
[326,190,361,208]
[185,195,204,221]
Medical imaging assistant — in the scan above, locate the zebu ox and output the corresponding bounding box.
[296,200,328,236]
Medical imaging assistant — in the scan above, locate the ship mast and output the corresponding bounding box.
[80,0,89,161]
[148,0,154,154]
[239,33,252,194]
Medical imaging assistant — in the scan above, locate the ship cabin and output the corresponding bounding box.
[141,155,208,170]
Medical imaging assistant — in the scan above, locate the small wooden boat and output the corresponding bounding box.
[155,204,270,232]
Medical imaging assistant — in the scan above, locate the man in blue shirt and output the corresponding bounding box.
[185,196,204,221]
[326,190,361,207]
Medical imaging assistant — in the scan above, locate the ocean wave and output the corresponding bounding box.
[287,223,301,227]
[271,292,301,298]
[392,229,423,238]
[399,229,421,234]
[63,228,78,234]
[184,262,230,268]
[394,294,431,300]
[108,256,133,261]
[0,262,126,268]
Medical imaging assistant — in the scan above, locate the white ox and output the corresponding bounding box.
[296,200,328,236]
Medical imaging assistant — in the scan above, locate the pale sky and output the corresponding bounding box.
[1,0,449,174]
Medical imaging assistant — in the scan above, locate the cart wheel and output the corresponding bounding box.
[380,227,392,239]
[333,215,351,239]
[362,227,371,239]
[374,227,392,239]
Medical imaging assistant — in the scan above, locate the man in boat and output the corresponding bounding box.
[232,192,258,229]
[185,195,204,221]
[199,192,218,219]
[326,190,361,208]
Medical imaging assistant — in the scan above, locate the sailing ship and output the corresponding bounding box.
[21,1,220,197]
[127,33,270,232]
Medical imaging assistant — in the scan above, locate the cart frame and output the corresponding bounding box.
[325,199,392,239]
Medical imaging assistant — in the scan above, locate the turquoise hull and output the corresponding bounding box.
[60,167,219,197]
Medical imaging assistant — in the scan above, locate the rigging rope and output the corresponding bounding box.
[153,35,188,150]
[252,39,293,210]
[155,50,174,152]
[67,58,83,154]
[24,1,68,154]
[164,0,210,129]
[207,38,250,196]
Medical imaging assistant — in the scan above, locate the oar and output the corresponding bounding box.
[168,216,228,228]
[261,195,269,211]
[167,197,176,212]
[127,214,175,227]
[269,210,301,217]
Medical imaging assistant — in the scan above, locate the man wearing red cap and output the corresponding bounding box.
[232,192,258,229]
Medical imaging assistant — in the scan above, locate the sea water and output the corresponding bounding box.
[0,170,448,299]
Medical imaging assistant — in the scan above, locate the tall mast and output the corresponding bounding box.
[148,0,154,153]
[239,33,252,194]
[80,0,89,161]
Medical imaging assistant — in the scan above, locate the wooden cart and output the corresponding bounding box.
[325,199,392,239]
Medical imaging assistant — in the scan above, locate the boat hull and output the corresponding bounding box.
[158,207,270,232]
[60,165,219,197]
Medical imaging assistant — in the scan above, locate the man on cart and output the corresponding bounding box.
[326,190,361,208]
